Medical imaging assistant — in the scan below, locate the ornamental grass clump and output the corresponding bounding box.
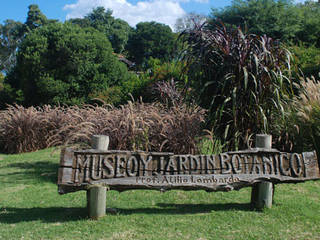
[0,101,206,154]
[284,75,320,153]
[179,21,300,150]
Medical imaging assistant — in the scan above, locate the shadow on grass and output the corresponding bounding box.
[0,207,87,223]
[1,203,253,223]
[117,202,252,215]
[3,161,59,184]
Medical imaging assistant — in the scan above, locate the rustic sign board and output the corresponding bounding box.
[58,148,320,194]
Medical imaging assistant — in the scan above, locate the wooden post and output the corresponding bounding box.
[251,134,273,209]
[91,135,109,151]
[87,135,109,219]
[89,186,107,220]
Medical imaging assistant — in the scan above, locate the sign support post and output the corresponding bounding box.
[88,135,109,219]
[57,133,320,218]
[251,134,273,209]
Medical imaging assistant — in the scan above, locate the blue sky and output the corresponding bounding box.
[1,0,232,29]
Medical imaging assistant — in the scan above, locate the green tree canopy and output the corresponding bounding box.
[69,7,132,53]
[210,0,306,43]
[295,1,320,47]
[1,5,53,74]
[5,22,135,106]
[24,4,49,32]
[126,21,176,68]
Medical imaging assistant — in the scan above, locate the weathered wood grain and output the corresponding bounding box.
[87,135,109,220]
[57,148,320,194]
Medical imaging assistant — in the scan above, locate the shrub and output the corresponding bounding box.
[154,79,184,107]
[0,102,206,154]
[289,44,320,77]
[0,105,69,153]
[136,58,188,103]
[5,22,136,106]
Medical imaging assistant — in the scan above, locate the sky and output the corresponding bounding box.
[1,0,232,29]
[0,0,312,30]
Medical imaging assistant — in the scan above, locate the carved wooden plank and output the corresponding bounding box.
[57,148,320,194]
[57,167,73,185]
[59,148,75,167]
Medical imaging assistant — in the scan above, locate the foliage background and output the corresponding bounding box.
[0,1,320,154]
[5,22,136,106]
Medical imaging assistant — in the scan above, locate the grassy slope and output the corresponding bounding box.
[0,149,320,240]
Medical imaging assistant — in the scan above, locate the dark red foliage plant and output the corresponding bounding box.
[179,20,300,150]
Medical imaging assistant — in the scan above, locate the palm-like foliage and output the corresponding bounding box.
[180,21,299,150]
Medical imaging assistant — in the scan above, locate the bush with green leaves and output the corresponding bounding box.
[135,58,188,103]
[126,21,176,68]
[210,0,320,47]
[180,21,299,150]
[289,44,320,77]
[5,22,136,106]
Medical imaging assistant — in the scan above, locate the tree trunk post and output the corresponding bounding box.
[251,134,273,209]
[87,135,109,219]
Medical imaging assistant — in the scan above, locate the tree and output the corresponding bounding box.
[68,18,90,28]
[210,0,320,47]
[69,7,132,53]
[210,0,301,42]
[126,21,176,68]
[108,18,132,53]
[5,22,135,106]
[24,4,48,32]
[295,1,320,47]
[174,12,207,33]
[0,20,24,73]
[1,5,53,74]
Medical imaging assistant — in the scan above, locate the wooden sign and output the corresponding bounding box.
[58,148,320,194]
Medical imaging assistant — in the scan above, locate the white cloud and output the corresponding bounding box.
[63,0,189,29]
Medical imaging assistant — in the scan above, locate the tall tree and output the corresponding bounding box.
[295,1,320,47]
[126,21,176,68]
[210,0,301,42]
[0,20,24,73]
[1,5,52,74]
[69,7,132,53]
[174,12,207,33]
[24,4,48,32]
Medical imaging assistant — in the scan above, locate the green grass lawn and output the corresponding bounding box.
[0,148,320,240]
